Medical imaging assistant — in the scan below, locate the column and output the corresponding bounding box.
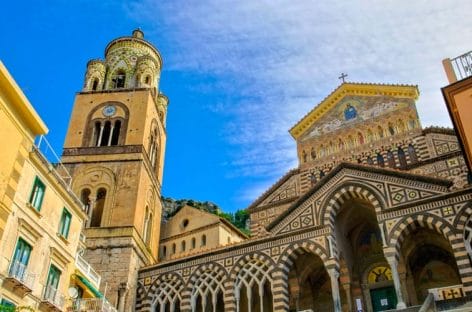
[386,257,406,309]
[117,282,129,312]
[272,268,290,312]
[107,124,115,146]
[97,124,104,146]
[328,268,342,312]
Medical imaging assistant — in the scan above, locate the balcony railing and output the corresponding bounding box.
[42,285,65,309]
[443,51,472,83]
[69,298,117,312]
[7,260,36,290]
[75,254,101,287]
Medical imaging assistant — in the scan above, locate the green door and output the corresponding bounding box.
[370,286,397,311]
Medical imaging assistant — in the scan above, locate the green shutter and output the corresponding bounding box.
[29,177,46,211]
[59,208,72,238]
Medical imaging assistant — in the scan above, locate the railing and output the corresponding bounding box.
[43,285,65,308]
[443,51,472,83]
[70,298,117,312]
[75,254,101,287]
[428,284,464,301]
[8,260,36,289]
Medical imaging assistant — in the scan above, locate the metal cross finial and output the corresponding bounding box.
[338,73,348,83]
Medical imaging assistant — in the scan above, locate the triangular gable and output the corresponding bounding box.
[247,169,299,212]
[161,205,220,239]
[268,163,452,235]
[289,83,419,140]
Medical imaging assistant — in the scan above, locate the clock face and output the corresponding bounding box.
[103,105,116,117]
[368,266,392,284]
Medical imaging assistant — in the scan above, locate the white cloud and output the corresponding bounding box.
[127,0,472,204]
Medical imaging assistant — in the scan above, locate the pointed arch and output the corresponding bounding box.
[185,262,228,312]
[147,272,184,312]
[277,240,330,269]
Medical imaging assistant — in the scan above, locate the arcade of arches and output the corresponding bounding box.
[137,172,472,312]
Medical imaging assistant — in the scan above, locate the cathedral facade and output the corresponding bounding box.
[59,31,472,312]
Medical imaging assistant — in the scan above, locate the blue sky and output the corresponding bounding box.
[1,1,471,213]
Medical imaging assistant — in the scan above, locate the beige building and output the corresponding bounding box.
[160,205,247,261]
[0,62,113,311]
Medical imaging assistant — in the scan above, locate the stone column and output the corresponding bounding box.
[117,282,129,312]
[272,269,290,312]
[342,283,352,312]
[328,268,342,312]
[386,258,406,309]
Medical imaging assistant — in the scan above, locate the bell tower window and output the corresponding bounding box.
[90,188,106,227]
[112,70,126,89]
[92,78,99,91]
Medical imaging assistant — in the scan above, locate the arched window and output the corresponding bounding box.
[377,126,384,138]
[367,156,374,165]
[148,127,159,169]
[80,188,91,214]
[181,241,186,252]
[319,170,325,178]
[93,122,101,146]
[110,120,121,146]
[367,129,373,142]
[408,119,417,130]
[90,188,106,227]
[387,150,395,168]
[172,243,176,254]
[92,78,99,91]
[388,123,395,136]
[143,206,152,245]
[398,147,407,169]
[100,121,112,146]
[191,237,196,249]
[408,144,417,163]
[163,246,167,258]
[357,132,364,145]
[397,119,405,133]
[377,153,385,167]
[112,70,126,89]
[145,75,151,85]
[201,235,207,246]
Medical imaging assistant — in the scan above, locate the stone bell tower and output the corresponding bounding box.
[61,29,168,311]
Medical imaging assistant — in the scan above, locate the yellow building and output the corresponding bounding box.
[0,61,47,245]
[159,205,247,261]
[0,62,112,311]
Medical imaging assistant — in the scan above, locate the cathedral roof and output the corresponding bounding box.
[265,161,452,231]
[289,82,419,140]
[247,168,299,212]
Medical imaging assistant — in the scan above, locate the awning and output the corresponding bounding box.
[75,274,103,298]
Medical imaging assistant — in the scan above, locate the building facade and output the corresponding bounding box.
[159,205,247,262]
[60,29,168,312]
[0,62,107,311]
[136,82,472,312]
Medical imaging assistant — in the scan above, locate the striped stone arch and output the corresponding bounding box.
[135,282,147,312]
[226,252,277,312]
[320,181,386,227]
[454,202,472,258]
[386,213,457,260]
[453,201,472,232]
[141,272,185,312]
[182,262,229,312]
[386,212,472,295]
[274,240,331,311]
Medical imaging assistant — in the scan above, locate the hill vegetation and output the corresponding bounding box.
[161,197,250,235]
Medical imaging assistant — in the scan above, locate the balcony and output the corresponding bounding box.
[40,285,65,312]
[443,50,472,83]
[75,254,101,288]
[67,298,117,312]
[4,261,36,297]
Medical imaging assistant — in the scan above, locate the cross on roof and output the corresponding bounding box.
[338,73,348,83]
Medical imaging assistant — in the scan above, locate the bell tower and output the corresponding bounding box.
[61,29,168,311]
